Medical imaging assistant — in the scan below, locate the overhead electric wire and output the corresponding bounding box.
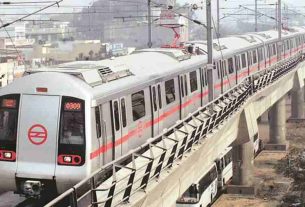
[0,1,57,4]
[0,0,64,29]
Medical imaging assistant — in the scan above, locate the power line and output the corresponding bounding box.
[0,0,64,29]
[0,1,56,4]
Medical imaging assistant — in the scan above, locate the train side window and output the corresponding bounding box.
[121,98,127,128]
[241,53,247,68]
[113,101,120,131]
[95,106,101,138]
[132,90,146,121]
[165,79,176,104]
[190,71,198,92]
[157,85,162,109]
[252,50,257,64]
[228,58,234,74]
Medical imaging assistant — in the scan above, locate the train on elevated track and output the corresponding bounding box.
[0,26,305,199]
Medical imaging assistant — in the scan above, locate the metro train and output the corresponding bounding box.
[1,26,305,197]
[176,147,233,207]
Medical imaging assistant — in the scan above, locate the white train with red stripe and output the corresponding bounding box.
[0,27,305,198]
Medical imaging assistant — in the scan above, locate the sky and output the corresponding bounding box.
[2,0,305,23]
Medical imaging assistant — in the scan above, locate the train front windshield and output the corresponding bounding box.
[0,95,19,161]
[177,184,199,204]
[58,96,86,166]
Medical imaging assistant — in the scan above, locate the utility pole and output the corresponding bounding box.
[275,3,278,29]
[207,0,214,102]
[148,0,152,48]
[255,0,258,32]
[278,0,282,61]
[217,0,220,37]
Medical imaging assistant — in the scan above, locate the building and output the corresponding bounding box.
[26,22,75,43]
[0,49,24,87]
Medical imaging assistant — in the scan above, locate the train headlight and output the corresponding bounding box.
[4,152,12,159]
[63,156,72,163]
[58,154,82,166]
[0,150,16,161]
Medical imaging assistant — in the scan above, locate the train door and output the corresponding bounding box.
[240,53,248,78]
[265,45,270,67]
[251,49,259,74]
[111,97,128,158]
[222,59,231,94]
[188,70,201,113]
[100,102,113,163]
[234,55,241,84]
[258,47,265,70]
[285,40,290,59]
[214,62,222,96]
[94,106,102,167]
[200,67,208,104]
[16,95,60,179]
[271,43,277,64]
[129,89,151,149]
[227,57,236,87]
[163,78,180,129]
[289,39,293,57]
[179,74,189,119]
[151,83,164,136]
[247,50,253,75]
[280,41,285,60]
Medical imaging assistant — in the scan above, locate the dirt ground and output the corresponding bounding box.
[213,98,305,207]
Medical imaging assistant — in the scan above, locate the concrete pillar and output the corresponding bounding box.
[232,141,254,186]
[227,141,255,194]
[291,87,304,120]
[265,96,288,151]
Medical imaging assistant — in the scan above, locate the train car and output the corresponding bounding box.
[176,164,218,207]
[1,27,305,198]
[215,147,233,189]
[176,147,233,207]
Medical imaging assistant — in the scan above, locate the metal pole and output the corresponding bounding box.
[207,0,214,102]
[255,0,258,32]
[278,0,282,60]
[275,3,278,29]
[148,0,152,48]
[217,0,220,37]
